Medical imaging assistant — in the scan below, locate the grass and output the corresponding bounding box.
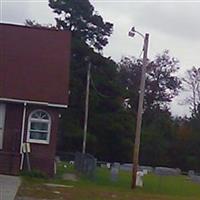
[16,162,200,200]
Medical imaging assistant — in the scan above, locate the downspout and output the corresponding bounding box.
[20,102,27,170]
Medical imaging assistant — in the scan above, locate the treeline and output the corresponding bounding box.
[28,0,200,171]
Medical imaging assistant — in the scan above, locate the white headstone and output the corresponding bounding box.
[111,166,119,182]
[143,169,148,175]
[106,163,111,169]
[136,171,144,187]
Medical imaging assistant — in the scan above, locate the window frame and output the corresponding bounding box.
[27,109,51,144]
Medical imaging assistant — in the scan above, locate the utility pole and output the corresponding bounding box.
[82,61,91,154]
[131,33,149,189]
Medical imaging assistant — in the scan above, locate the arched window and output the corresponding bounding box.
[27,110,51,144]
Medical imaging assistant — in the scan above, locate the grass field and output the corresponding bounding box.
[16,163,200,200]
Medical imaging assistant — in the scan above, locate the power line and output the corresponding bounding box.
[90,74,111,98]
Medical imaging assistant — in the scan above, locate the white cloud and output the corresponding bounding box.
[1,0,55,25]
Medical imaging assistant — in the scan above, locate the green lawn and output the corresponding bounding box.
[16,163,200,200]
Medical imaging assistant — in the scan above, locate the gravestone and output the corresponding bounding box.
[100,163,107,168]
[113,162,120,169]
[190,174,200,184]
[176,168,181,175]
[188,170,195,177]
[120,163,132,172]
[136,171,144,187]
[142,169,148,175]
[111,165,119,182]
[106,163,111,169]
[139,166,153,173]
[75,152,97,178]
[187,170,200,184]
[155,167,181,176]
[120,164,153,173]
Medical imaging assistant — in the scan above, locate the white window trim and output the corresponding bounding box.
[27,109,51,144]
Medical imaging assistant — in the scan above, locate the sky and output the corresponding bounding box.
[1,0,200,116]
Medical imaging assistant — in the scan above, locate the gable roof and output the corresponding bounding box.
[0,23,71,107]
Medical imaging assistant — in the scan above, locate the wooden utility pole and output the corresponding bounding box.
[82,62,91,154]
[131,33,149,189]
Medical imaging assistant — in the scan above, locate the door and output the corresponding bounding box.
[0,103,6,149]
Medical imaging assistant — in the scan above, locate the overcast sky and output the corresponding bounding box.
[1,0,200,116]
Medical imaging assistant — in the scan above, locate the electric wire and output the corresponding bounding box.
[90,74,110,98]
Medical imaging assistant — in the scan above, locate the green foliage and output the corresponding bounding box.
[49,0,134,162]
[88,111,134,162]
[141,108,174,167]
[147,50,181,104]
[118,50,182,113]
[49,0,113,50]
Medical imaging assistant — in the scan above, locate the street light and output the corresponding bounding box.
[128,27,149,189]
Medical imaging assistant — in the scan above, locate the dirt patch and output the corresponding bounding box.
[15,184,72,200]
[62,173,78,181]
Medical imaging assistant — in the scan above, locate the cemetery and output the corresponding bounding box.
[2,1,200,200]
[15,156,200,200]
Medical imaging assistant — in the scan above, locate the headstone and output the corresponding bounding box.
[111,166,119,182]
[142,169,148,175]
[74,152,97,178]
[155,167,180,176]
[97,161,106,167]
[106,163,111,169]
[113,162,120,169]
[136,171,144,187]
[190,174,200,184]
[176,168,181,175]
[120,164,153,173]
[120,163,132,171]
[188,170,195,177]
[139,166,153,173]
[100,164,107,168]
